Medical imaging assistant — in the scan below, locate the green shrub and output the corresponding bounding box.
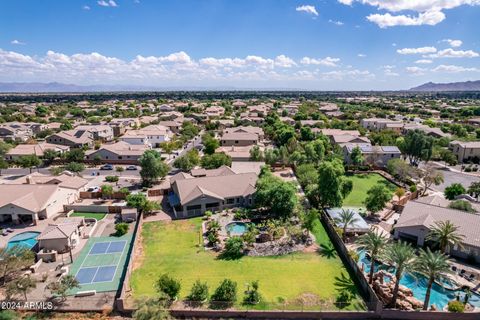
[105,175,119,182]
[243,280,261,305]
[448,300,465,313]
[0,310,18,320]
[156,274,181,300]
[221,237,244,259]
[409,184,417,193]
[211,279,237,305]
[187,280,209,302]
[448,200,475,213]
[114,222,129,236]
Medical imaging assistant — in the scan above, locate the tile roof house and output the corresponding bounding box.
[449,140,480,163]
[120,125,172,147]
[168,171,258,218]
[342,143,401,167]
[0,184,79,224]
[46,129,94,148]
[394,200,480,263]
[224,126,264,140]
[5,142,69,161]
[0,122,34,142]
[220,132,259,147]
[85,141,149,164]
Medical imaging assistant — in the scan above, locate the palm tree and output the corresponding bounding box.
[383,242,417,308]
[416,248,452,310]
[356,231,388,284]
[426,220,464,254]
[334,209,359,242]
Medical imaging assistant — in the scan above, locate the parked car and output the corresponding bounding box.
[87,186,101,192]
[100,164,114,170]
[126,165,137,170]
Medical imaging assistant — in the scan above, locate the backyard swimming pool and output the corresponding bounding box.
[225,222,248,236]
[6,231,40,250]
[358,250,480,309]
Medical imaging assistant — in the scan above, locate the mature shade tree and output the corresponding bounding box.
[42,149,58,165]
[249,145,263,161]
[47,274,80,302]
[398,130,434,166]
[444,183,466,200]
[201,153,232,169]
[6,276,36,300]
[426,220,465,254]
[383,242,417,308]
[0,158,9,175]
[295,163,318,188]
[356,232,388,284]
[254,171,298,219]
[180,121,199,140]
[386,158,415,183]
[16,154,42,173]
[300,126,315,141]
[64,162,85,173]
[303,139,326,164]
[416,248,451,310]
[440,149,457,166]
[66,148,85,162]
[202,134,220,155]
[334,209,359,242]
[101,185,114,199]
[350,146,364,166]
[418,165,444,196]
[312,159,349,208]
[264,148,279,166]
[0,247,35,285]
[364,184,392,215]
[139,150,169,186]
[173,149,200,171]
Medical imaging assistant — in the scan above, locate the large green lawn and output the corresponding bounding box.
[70,212,107,220]
[343,173,396,207]
[130,217,365,310]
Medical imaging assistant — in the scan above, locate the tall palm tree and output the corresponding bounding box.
[383,242,417,308]
[416,248,452,310]
[356,231,388,284]
[426,220,465,254]
[334,209,360,242]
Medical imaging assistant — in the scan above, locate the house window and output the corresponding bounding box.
[118,156,122,160]
[235,140,239,144]
[226,198,234,204]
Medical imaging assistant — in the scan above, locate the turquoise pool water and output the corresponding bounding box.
[358,250,480,309]
[6,231,40,250]
[226,222,248,236]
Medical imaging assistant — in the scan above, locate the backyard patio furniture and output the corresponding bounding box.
[6,228,13,233]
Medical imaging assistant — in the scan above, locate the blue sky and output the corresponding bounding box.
[0,0,479,90]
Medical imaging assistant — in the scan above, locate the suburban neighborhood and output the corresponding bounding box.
[0,91,480,320]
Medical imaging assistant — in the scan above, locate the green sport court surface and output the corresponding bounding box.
[68,235,132,294]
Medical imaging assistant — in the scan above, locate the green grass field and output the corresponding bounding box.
[70,212,107,220]
[130,217,365,310]
[343,173,396,207]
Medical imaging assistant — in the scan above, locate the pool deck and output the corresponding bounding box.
[0,218,53,249]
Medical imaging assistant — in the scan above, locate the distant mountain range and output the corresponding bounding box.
[410,80,480,92]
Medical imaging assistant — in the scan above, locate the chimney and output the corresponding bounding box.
[26,176,35,185]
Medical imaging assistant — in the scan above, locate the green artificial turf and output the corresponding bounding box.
[70,212,107,220]
[343,173,396,208]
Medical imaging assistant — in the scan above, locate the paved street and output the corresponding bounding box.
[428,162,480,192]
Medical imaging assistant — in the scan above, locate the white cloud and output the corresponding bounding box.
[329,19,344,26]
[442,39,463,47]
[301,56,340,67]
[415,59,433,64]
[428,48,479,58]
[338,0,480,27]
[97,0,118,7]
[367,11,445,28]
[11,40,25,45]
[397,46,437,55]
[0,49,380,87]
[432,64,479,73]
[83,5,91,10]
[296,5,318,16]
[274,55,297,68]
[406,66,427,75]
[382,65,399,76]
[357,53,366,58]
